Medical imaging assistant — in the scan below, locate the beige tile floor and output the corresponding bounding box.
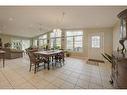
[0,55,113,89]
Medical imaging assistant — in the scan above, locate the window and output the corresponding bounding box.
[66,37,73,50]
[66,31,83,52]
[74,36,83,51]
[11,39,22,50]
[39,34,47,47]
[11,39,30,50]
[50,29,62,49]
[50,29,61,38]
[22,40,30,50]
[33,39,38,47]
[91,36,100,48]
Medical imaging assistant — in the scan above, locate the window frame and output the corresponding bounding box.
[66,30,83,52]
[11,39,30,50]
[50,29,62,49]
[38,34,48,47]
[91,36,101,48]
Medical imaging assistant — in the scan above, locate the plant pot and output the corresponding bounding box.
[66,53,70,57]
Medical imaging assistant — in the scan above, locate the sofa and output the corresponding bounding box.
[2,48,23,59]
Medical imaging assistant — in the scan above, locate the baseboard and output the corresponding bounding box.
[67,56,88,60]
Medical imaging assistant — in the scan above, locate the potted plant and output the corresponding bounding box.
[66,50,70,57]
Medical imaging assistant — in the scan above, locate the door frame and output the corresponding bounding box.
[88,32,104,60]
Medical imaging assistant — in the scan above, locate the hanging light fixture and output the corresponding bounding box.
[52,12,65,49]
[53,12,65,32]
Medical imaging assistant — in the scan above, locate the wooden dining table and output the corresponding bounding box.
[34,50,64,70]
[0,50,5,68]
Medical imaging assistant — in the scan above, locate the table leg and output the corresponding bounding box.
[47,57,50,70]
[3,54,5,68]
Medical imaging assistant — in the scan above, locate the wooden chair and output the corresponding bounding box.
[27,52,47,74]
[54,51,65,67]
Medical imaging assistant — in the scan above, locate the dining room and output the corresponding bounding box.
[0,6,127,89]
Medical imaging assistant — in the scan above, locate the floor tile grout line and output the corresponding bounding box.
[51,71,77,88]
[1,70,14,89]
[10,66,39,89]
[14,71,38,89]
[98,63,104,88]
[74,76,80,88]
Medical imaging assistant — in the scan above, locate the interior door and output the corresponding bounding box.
[88,32,104,60]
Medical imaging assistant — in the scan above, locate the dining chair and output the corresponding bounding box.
[54,51,65,67]
[27,52,47,74]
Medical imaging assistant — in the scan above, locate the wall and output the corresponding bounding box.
[0,34,11,45]
[113,22,121,51]
[86,28,113,58]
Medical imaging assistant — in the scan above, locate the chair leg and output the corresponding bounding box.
[37,64,39,72]
[55,60,57,67]
[29,63,32,72]
[60,59,62,67]
[62,58,65,65]
[52,56,53,62]
[52,62,54,67]
[44,63,46,69]
[34,64,37,74]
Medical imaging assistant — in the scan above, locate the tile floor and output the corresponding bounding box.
[0,55,113,89]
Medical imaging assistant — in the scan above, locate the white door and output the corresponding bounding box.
[88,32,104,60]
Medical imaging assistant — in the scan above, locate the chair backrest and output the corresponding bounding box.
[27,52,37,64]
[56,51,64,59]
[60,51,64,56]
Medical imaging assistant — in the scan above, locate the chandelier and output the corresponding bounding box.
[53,12,65,32]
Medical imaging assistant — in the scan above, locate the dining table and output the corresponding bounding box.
[34,50,64,70]
[0,50,5,68]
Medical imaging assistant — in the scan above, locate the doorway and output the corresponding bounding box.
[88,32,104,61]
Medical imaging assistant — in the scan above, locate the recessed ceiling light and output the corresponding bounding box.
[9,17,13,21]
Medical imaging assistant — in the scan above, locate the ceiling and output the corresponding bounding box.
[0,6,127,38]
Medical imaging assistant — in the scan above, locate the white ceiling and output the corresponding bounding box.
[0,6,127,38]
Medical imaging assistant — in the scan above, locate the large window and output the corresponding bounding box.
[22,40,31,50]
[11,39,22,50]
[33,39,38,47]
[66,31,83,52]
[39,34,47,47]
[11,39,30,50]
[50,29,62,49]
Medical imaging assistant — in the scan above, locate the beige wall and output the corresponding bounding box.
[86,28,113,58]
[113,22,121,51]
[0,34,11,45]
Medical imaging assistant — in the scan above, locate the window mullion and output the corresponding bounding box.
[73,36,75,51]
